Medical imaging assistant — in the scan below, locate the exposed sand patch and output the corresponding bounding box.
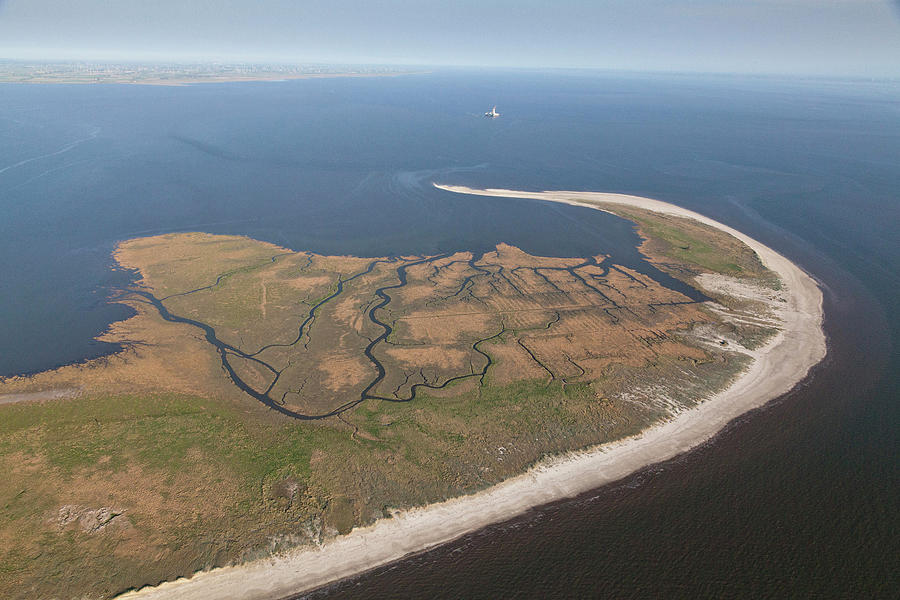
[0,388,80,405]
[117,186,825,600]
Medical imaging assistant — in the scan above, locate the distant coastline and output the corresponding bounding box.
[117,186,826,600]
[0,61,423,86]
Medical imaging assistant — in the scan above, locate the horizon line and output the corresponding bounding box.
[1,58,898,83]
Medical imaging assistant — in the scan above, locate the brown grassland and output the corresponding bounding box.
[0,207,777,598]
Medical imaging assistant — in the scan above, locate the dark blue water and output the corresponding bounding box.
[0,72,720,375]
[1,71,897,597]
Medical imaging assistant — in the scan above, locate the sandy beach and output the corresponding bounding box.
[118,186,826,600]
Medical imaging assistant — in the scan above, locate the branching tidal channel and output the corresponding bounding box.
[130,249,707,421]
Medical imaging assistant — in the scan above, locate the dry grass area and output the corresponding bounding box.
[0,215,779,599]
[380,243,712,401]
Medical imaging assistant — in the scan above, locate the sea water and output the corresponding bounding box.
[1,71,897,597]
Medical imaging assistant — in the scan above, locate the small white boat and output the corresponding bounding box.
[484,106,500,118]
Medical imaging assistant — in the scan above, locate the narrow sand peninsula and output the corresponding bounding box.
[119,186,826,600]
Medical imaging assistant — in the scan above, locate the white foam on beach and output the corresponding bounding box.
[118,186,826,600]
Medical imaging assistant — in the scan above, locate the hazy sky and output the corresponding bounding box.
[1,0,899,76]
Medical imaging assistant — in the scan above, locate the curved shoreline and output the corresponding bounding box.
[118,187,826,600]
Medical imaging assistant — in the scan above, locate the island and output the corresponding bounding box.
[0,188,825,600]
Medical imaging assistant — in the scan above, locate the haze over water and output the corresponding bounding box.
[1,71,897,596]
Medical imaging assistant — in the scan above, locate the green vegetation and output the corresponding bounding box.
[0,342,751,598]
[607,205,779,287]
[0,213,783,598]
